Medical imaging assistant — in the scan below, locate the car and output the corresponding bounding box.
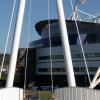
[40,86,52,90]
[32,86,39,90]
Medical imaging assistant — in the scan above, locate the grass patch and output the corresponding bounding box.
[40,91,52,100]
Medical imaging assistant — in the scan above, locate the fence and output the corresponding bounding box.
[55,87,100,100]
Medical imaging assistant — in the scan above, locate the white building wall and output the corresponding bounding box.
[36,43,100,75]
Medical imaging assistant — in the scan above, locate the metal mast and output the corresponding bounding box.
[6,0,26,87]
[55,0,76,87]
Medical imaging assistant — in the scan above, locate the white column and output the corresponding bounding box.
[89,67,100,89]
[6,0,26,87]
[55,0,76,87]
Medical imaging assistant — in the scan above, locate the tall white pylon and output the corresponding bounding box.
[55,0,76,87]
[6,0,26,87]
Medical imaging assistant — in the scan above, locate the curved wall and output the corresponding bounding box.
[30,20,100,76]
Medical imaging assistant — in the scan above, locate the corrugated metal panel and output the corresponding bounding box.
[0,87,23,100]
[55,87,100,100]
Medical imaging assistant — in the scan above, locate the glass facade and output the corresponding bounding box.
[31,20,100,75]
[38,67,97,73]
[30,34,100,48]
[38,68,65,72]
[38,53,100,60]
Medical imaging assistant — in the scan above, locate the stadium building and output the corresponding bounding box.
[28,19,100,88]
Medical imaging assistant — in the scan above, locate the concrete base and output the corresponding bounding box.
[55,87,100,100]
[0,87,23,100]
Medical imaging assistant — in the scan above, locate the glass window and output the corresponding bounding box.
[79,67,85,72]
[95,53,100,57]
[38,67,98,73]
[86,53,95,58]
[38,55,64,60]
[74,68,79,72]
[38,68,65,72]
[39,68,48,72]
[69,34,77,45]
[85,33,100,44]
[88,67,97,72]
[72,54,79,58]
[38,56,49,60]
[88,34,97,43]
[77,34,87,44]
[77,54,83,58]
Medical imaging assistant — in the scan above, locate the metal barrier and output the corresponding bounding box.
[55,87,100,100]
[0,87,23,100]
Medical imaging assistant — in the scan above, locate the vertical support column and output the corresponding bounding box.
[55,0,76,87]
[6,0,26,87]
